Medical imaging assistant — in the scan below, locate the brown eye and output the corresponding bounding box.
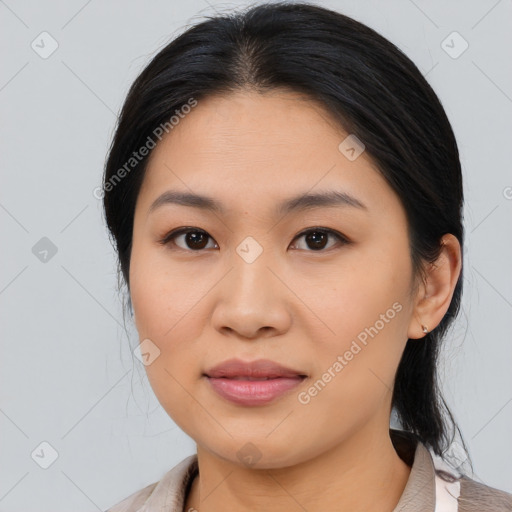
[291,228,349,251]
[159,228,217,251]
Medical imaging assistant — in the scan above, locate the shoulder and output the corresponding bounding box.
[104,454,198,512]
[458,475,512,511]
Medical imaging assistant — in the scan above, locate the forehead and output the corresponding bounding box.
[138,90,397,217]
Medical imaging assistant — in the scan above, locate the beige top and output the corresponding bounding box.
[105,429,512,512]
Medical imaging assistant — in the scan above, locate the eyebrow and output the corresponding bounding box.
[148,189,367,217]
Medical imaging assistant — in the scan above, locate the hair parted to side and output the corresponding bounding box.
[102,1,470,475]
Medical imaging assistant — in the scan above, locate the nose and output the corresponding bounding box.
[210,251,292,340]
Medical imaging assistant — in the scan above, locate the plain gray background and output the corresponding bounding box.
[1,0,511,510]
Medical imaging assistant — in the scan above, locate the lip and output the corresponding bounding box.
[203,358,307,406]
[204,358,307,379]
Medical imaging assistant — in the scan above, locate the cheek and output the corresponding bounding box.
[297,248,411,396]
[129,242,197,338]
[128,243,213,381]
[130,271,205,366]
[298,254,409,345]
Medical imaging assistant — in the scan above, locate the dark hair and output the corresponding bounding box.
[103,1,471,474]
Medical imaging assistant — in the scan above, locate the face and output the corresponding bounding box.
[129,89,420,468]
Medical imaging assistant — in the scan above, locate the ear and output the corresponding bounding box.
[407,233,462,340]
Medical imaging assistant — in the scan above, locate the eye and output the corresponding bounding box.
[290,227,350,251]
[158,227,217,251]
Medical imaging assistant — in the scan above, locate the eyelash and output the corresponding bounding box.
[157,226,351,253]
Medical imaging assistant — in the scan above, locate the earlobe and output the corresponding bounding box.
[407,234,462,340]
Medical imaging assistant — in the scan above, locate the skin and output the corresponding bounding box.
[129,89,462,512]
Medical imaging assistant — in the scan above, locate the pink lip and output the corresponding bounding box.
[203,358,307,406]
[205,376,305,406]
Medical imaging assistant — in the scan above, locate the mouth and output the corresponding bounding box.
[203,358,308,406]
[203,374,307,406]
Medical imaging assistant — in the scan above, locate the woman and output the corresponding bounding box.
[102,2,512,511]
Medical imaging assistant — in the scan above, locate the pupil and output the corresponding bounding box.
[187,231,208,250]
[307,231,327,250]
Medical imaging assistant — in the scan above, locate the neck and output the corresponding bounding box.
[184,427,412,512]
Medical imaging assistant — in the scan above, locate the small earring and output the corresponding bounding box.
[422,324,429,334]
